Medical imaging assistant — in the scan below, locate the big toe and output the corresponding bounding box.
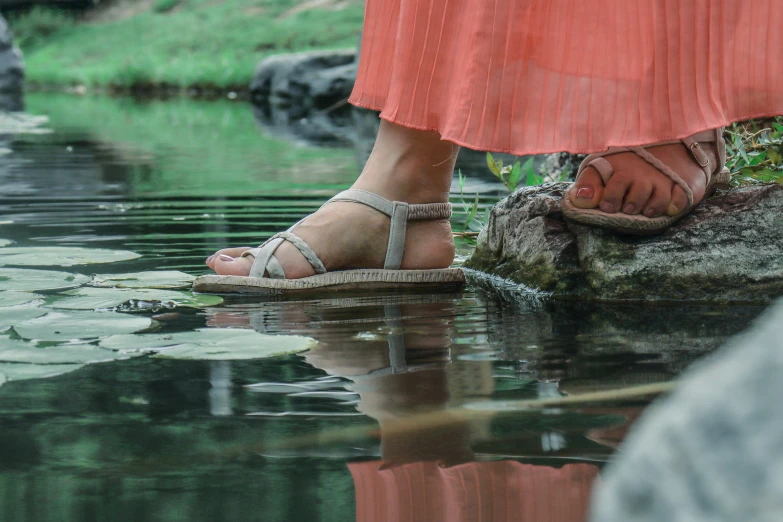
[213,254,254,276]
[568,168,604,209]
[206,247,252,270]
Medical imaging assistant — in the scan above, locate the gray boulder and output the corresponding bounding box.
[0,14,24,111]
[590,299,783,522]
[249,49,357,113]
[464,183,783,302]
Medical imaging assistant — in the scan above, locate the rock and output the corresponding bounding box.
[465,183,783,302]
[250,49,357,113]
[589,299,783,522]
[0,14,24,112]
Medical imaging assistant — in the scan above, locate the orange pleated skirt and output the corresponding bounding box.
[349,0,783,154]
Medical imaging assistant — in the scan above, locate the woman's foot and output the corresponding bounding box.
[567,138,720,218]
[206,121,460,278]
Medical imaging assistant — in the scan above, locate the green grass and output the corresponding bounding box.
[7,0,365,90]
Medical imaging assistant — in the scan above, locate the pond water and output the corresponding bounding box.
[0,93,769,522]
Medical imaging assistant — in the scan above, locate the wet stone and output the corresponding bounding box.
[464,183,783,302]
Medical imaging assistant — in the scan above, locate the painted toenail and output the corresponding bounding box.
[600,202,616,213]
[622,204,635,214]
[576,187,594,199]
[219,255,235,262]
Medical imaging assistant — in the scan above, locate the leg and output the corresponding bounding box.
[206,120,459,278]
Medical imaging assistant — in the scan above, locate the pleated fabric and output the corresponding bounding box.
[349,0,783,154]
[349,460,599,522]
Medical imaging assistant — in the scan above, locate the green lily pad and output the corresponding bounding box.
[0,268,90,292]
[14,311,152,342]
[0,306,48,332]
[0,292,44,308]
[0,363,84,388]
[89,271,195,289]
[0,239,11,247]
[99,328,316,360]
[50,287,223,310]
[0,247,141,267]
[0,336,129,365]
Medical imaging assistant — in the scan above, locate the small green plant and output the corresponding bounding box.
[457,170,490,238]
[726,117,783,187]
[486,153,536,191]
[154,0,182,14]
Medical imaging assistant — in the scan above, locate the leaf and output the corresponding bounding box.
[768,148,782,165]
[14,311,151,341]
[748,151,767,166]
[0,306,47,332]
[0,268,90,292]
[458,170,465,192]
[0,247,141,267]
[486,152,501,177]
[99,328,316,360]
[464,196,479,232]
[507,161,523,191]
[50,287,222,310]
[89,271,195,290]
[773,123,783,134]
[0,292,44,308]
[0,336,130,365]
[522,158,539,186]
[0,239,11,247]
[0,363,84,387]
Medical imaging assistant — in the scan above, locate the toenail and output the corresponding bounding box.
[219,255,235,262]
[600,202,616,213]
[669,203,681,215]
[206,255,215,263]
[622,204,635,214]
[644,208,657,217]
[576,187,594,199]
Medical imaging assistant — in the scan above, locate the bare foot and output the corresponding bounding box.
[567,140,719,218]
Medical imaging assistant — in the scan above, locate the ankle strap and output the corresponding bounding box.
[325,189,451,269]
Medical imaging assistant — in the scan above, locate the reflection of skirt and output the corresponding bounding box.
[349,0,783,154]
[349,460,599,522]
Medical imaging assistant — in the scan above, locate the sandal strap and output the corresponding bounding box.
[242,231,327,279]
[324,189,451,270]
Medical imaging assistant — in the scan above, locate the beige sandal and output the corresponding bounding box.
[562,128,731,235]
[193,189,465,294]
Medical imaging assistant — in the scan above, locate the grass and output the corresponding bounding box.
[6,0,365,90]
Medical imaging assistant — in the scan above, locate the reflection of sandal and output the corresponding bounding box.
[194,189,466,294]
[562,128,731,235]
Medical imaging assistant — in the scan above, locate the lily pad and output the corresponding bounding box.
[0,363,84,388]
[0,268,90,292]
[0,306,48,332]
[99,328,316,360]
[0,239,11,247]
[89,271,195,289]
[14,311,151,341]
[0,292,44,308]
[50,287,223,310]
[0,336,129,365]
[0,247,141,267]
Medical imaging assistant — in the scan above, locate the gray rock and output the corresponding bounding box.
[250,49,356,113]
[464,182,783,302]
[0,14,24,112]
[590,299,783,522]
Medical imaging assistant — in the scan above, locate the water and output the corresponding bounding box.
[0,93,768,522]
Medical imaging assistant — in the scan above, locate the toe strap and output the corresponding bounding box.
[241,232,327,279]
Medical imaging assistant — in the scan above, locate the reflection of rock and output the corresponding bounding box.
[465,183,783,302]
[0,14,24,111]
[590,300,783,522]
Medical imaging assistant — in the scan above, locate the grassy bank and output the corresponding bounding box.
[6,0,364,92]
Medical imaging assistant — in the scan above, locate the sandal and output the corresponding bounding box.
[562,128,731,235]
[193,189,466,294]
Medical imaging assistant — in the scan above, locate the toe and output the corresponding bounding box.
[619,179,653,215]
[642,186,672,218]
[213,254,254,276]
[600,172,633,214]
[206,247,252,270]
[667,185,690,217]
[568,167,604,209]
